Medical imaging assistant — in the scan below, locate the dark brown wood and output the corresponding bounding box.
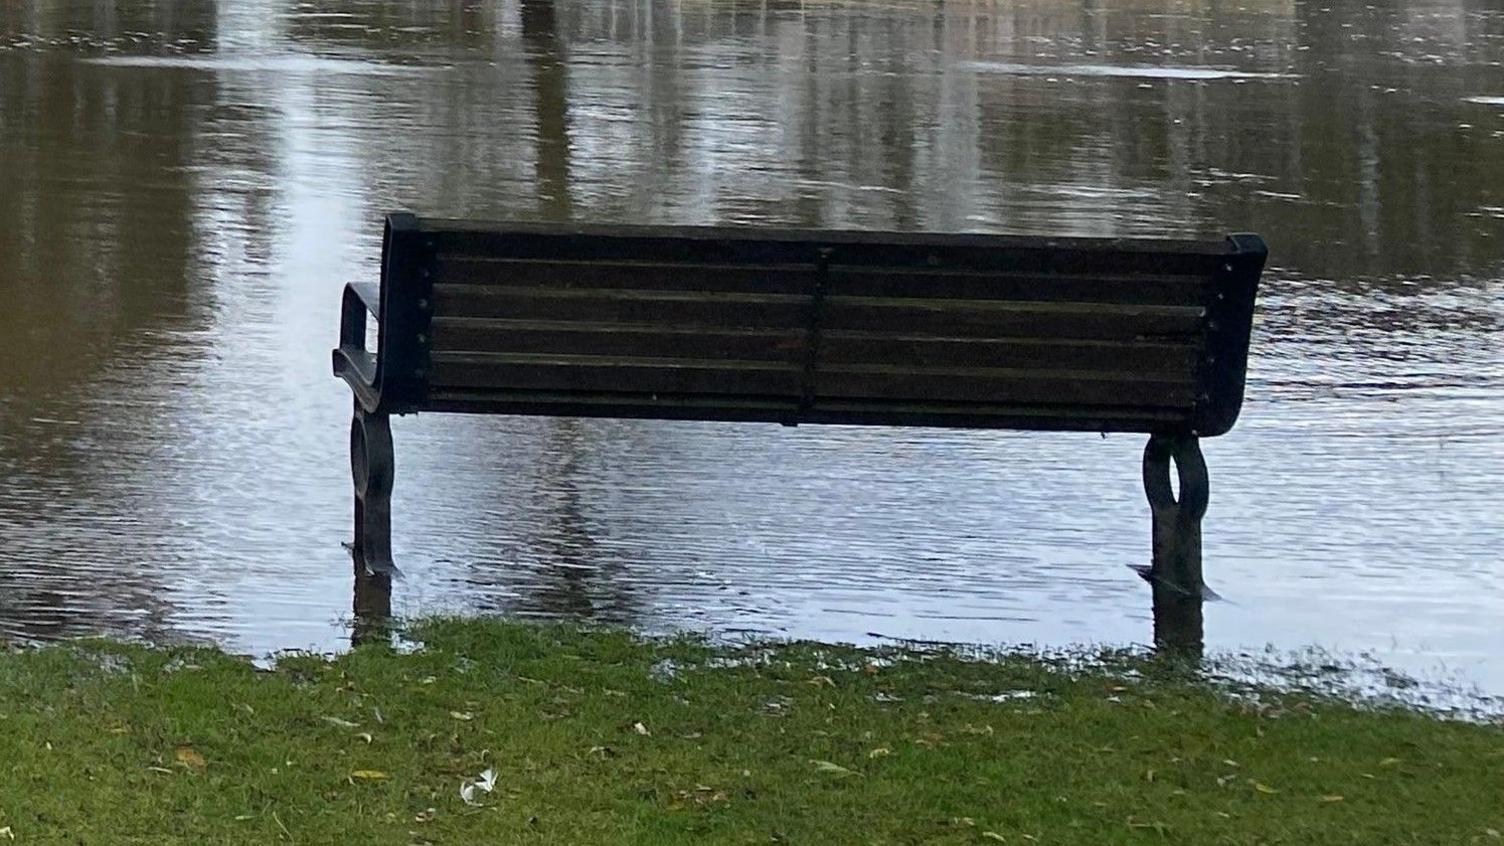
[820,297,1205,341]
[818,334,1199,374]
[418,389,1188,431]
[434,257,819,295]
[430,318,806,362]
[432,285,812,329]
[814,366,1195,407]
[429,352,803,397]
[427,218,1235,261]
[823,268,1208,306]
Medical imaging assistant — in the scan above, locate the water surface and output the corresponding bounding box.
[1,0,1501,690]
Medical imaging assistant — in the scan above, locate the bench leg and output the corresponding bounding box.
[351,404,398,577]
[352,563,392,646]
[1142,433,1208,652]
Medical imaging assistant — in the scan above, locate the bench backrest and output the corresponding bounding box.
[364,213,1265,436]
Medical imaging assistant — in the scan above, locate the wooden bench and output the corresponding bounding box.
[334,213,1266,638]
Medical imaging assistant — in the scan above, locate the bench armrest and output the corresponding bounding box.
[335,281,382,409]
[348,281,380,315]
[340,282,380,348]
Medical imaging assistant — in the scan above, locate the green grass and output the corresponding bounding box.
[1,621,1501,844]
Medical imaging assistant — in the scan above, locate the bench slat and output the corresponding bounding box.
[431,318,805,363]
[433,287,1205,341]
[815,367,1195,407]
[823,268,1205,306]
[429,352,802,397]
[427,352,1191,408]
[820,298,1204,340]
[430,317,1198,376]
[435,257,819,295]
[432,285,812,329]
[420,388,1189,430]
[818,334,1198,374]
[434,256,1207,307]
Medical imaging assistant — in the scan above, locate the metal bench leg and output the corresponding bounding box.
[1142,433,1209,652]
[351,404,398,577]
[352,564,392,647]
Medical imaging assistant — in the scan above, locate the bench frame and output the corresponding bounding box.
[335,213,1266,648]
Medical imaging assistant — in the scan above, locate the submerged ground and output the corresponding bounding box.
[1,621,1500,844]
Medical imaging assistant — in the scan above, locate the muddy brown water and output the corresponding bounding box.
[0,0,1501,691]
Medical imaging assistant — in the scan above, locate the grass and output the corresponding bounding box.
[0,620,1501,845]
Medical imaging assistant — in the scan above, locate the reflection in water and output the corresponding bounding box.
[0,0,1501,691]
[522,0,573,220]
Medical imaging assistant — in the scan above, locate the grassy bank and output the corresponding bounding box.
[1,621,1500,844]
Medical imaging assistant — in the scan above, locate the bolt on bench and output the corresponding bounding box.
[334,213,1266,642]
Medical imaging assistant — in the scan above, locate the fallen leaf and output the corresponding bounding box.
[146,766,175,775]
[350,770,390,781]
[981,833,1007,842]
[633,722,650,736]
[449,711,475,721]
[1253,782,1278,795]
[810,759,859,777]
[174,746,207,771]
[0,826,13,840]
[868,747,891,759]
[323,716,360,729]
[1379,757,1401,767]
[1319,795,1344,803]
[356,732,373,744]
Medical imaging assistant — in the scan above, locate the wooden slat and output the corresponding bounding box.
[814,366,1196,407]
[824,268,1206,306]
[433,258,1208,307]
[821,297,1205,340]
[805,399,1188,426]
[427,221,1234,264]
[419,389,1189,431]
[818,334,1198,375]
[434,257,819,295]
[430,318,805,362]
[428,352,802,397]
[432,285,811,328]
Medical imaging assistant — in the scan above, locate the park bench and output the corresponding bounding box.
[334,213,1266,631]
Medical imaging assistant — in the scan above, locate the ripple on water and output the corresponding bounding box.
[959,61,1298,80]
[80,54,445,76]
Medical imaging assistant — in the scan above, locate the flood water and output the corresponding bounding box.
[1,0,1501,689]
